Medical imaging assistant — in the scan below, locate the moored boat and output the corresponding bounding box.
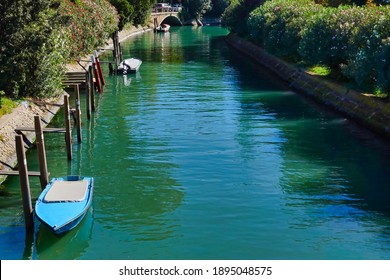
[155,23,170,33]
[35,176,94,235]
[117,58,142,74]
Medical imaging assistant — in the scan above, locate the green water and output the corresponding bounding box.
[1,27,390,260]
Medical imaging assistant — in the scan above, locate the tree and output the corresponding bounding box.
[183,0,212,20]
[222,0,265,35]
[205,0,229,17]
[130,0,156,26]
[110,0,135,30]
[0,0,66,98]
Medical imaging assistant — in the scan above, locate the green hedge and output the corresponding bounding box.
[247,1,390,95]
[248,0,322,61]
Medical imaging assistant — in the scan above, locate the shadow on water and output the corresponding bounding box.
[33,207,94,260]
[225,39,390,217]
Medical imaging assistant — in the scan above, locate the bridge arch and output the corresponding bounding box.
[160,15,182,26]
[151,12,182,27]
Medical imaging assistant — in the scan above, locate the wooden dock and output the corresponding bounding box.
[0,170,42,176]
[15,127,66,133]
[62,71,87,87]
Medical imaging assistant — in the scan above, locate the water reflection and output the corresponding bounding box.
[35,207,94,259]
[1,26,390,260]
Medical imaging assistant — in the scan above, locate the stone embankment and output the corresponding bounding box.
[225,33,390,140]
[0,26,149,184]
[0,96,64,183]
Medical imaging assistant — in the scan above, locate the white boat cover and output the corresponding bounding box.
[44,180,89,202]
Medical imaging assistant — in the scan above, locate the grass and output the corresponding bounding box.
[305,65,331,77]
[0,94,17,118]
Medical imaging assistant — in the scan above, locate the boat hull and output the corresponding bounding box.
[117,58,142,74]
[35,176,94,235]
[155,24,170,33]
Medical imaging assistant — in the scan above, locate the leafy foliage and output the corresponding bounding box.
[205,0,230,17]
[187,0,212,19]
[0,0,119,98]
[130,0,156,26]
[109,0,134,30]
[222,0,265,35]
[0,0,66,98]
[248,0,321,61]
[314,0,381,6]
[339,6,390,92]
[60,0,119,60]
[246,0,390,95]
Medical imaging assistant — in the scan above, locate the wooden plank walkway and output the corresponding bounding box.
[0,170,46,177]
[15,127,66,133]
[62,71,87,87]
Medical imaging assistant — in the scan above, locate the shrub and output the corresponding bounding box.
[298,6,366,69]
[245,0,390,94]
[376,39,390,93]
[60,0,119,60]
[341,6,390,92]
[248,0,321,61]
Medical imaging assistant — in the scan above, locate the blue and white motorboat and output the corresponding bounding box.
[35,176,94,235]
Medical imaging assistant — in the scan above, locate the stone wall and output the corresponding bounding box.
[0,95,64,183]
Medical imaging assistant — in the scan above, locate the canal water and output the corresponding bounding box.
[1,26,390,260]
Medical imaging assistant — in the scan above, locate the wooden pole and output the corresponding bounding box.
[92,56,103,93]
[119,42,123,62]
[64,94,73,161]
[117,31,122,64]
[94,50,105,86]
[89,65,95,111]
[34,115,49,190]
[113,31,120,68]
[112,31,117,62]
[74,85,82,143]
[85,70,91,120]
[15,135,34,229]
[154,18,158,30]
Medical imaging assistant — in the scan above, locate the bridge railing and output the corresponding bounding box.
[151,7,182,13]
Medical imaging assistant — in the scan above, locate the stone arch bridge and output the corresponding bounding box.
[151,12,182,28]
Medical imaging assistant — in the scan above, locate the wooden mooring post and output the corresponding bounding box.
[89,66,96,111]
[15,135,34,230]
[92,55,103,93]
[34,115,49,190]
[64,94,73,161]
[74,85,82,143]
[154,18,158,31]
[94,50,105,86]
[85,69,91,120]
[112,31,121,69]
[0,131,51,229]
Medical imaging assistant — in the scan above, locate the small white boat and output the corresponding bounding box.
[117,58,142,74]
[155,23,170,33]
